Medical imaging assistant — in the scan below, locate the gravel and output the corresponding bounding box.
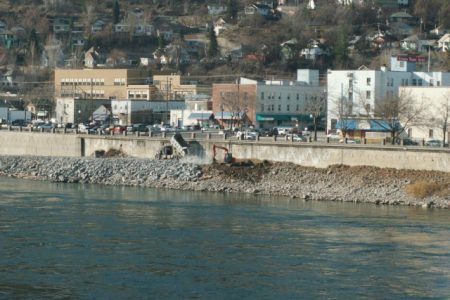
[0,156,448,209]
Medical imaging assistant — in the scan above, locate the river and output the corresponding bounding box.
[0,177,449,299]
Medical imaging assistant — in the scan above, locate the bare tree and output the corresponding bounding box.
[220,82,251,130]
[304,91,326,141]
[330,95,354,139]
[431,92,450,146]
[370,91,425,144]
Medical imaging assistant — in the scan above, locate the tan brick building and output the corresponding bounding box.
[212,81,257,128]
[54,68,155,100]
[153,74,198,100]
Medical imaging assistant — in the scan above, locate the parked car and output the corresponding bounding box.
[260,128,278,137]
[287,134,307,142]
[339,138,358,144]
[38,123,56,129]
[127,124,149,133]
[11,119,28,126]
[244,131,258,140]
[425,139,442,147]
[401,138,419,146]
[112,126,126,133]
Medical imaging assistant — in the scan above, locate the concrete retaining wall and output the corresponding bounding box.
[0,132,449,172]
[0,132,81,157]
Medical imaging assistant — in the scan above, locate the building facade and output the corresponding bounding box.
[399,86,450,142]
[327,57,450,132]
[54,68,152,100]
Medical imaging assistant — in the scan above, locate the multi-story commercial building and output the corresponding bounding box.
[212,70,325,129]
[327,56,450,132]
[54,68,154,100]
[152,74,198,100]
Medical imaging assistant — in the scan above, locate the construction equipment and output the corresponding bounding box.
[155,133,189,160]
[170,133,188,157]
[213,144,233,163]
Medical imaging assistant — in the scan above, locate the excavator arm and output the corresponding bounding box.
[213,145,231,163]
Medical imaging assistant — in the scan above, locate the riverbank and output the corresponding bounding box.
[0,156,448,209]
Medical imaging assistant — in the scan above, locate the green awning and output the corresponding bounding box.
[37,110,48,117]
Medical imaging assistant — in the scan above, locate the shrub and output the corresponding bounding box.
[406,181,444,199]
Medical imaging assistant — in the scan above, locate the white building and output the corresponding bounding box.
[438,33,450,52]
[111,99,185,125]
[327,57,450,132]
[255,69,325,129]
[399,87,450,143]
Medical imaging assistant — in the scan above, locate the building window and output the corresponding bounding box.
[429,129,433,138]
[418,79,422,86]
[367,78,371,86]
[296,94,299,100]
[261,104,264,112]
[287,104,290,111]
[437,81,441,86]
[278,104,281,111]
[366,91,371,99]
[412,79,417,86]
[271,104,275,111]
[296,105,299,111]
[430,79,434,86]
[408,128,412,137]
[261,92,264,100]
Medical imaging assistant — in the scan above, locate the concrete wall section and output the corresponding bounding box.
[222,142,450,172]
[83,136,165,159]
[0,132,81,157]
[0,132,449,172]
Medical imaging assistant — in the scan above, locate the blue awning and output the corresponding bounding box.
[336,119,359,130]
[369,120,400,131]
[336,119,399,132]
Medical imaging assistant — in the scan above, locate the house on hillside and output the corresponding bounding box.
[92,19,107,33]
[84,46,106,68]
[389,11,417,24]
[245,3,281,20]
[52,18,71,34]
[300,39,329,60]
[400,34,436,52]
[153,45,190,66]
[157,26,174,42]
[280,38,298,61]
[183,34,208,56]
[207,3,227,15]
[438,33,450,52]
[214,18,229,36]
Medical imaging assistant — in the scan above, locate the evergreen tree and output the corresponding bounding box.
[334,26,349,69]
[208,26,219,58]
[227,0,238,20]
[158,35,166,50]
[113,0,121,24]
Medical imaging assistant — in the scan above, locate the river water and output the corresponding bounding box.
[0,177,449,299]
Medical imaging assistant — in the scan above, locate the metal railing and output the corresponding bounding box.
[0,125,448,150]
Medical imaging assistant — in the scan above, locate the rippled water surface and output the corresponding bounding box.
[0,177,449,299]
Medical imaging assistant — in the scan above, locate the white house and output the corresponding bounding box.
[327,56,450,132]
[438,33,450,52]
[207,4,227,15]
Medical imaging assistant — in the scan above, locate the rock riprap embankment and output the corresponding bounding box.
[0,156,449,209]
[0,156,202,186]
